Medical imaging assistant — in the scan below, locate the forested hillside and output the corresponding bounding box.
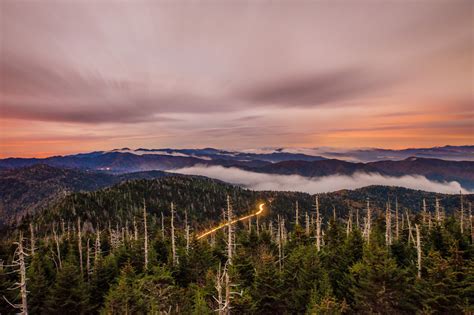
[0,176,472,314]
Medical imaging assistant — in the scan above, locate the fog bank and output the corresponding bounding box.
[172,165,471,194]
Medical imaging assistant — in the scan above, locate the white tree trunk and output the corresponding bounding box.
[415,224,421,278]
[171,202,177,266]
[77,217,83,275]
[143,201,148,271]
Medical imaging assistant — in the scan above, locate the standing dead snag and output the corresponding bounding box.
[415,224,422,278]
[315,196,322,251]
[295,201,299,226]
[385,201,392,246]
[29,223,35,256]
[435,198,441,225]
[143,200,149,271]
[185,209,190,255]
[395,198,400,241]
[5,232,29,315]
[133,217,138,241]
[52,223,62,270]
[214,263,225,315]
[225,195,234,314]
[77,217,83,275]
[171,202,177,266]
[86,238,91,279]
[365,198,371,245]
[406,211,415,245]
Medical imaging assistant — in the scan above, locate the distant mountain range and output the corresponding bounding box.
[1,146,472,190]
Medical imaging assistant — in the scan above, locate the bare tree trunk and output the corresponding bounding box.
[86,238,91,279]
[415,224,421,279]
[366,198,371,245]
[385,201,392,246]
[225,195,233,314]
[133,217,138,241]
[214,263,225,315]
[77,217,83,275]
[18,233,28,315]
[185,209,190,255]
[256,214,259,237]
[29,223,35,256]
[406,211,415,245]
[395,198,399,240]
[346,210,352,237]
[52,224,62,269]
[248,216,252,234]
[171,202,177,266]
[277,215,282,272]
[143,201,148,271]
[295,201,299,226]
[94,229,101,266]
[435,198,441,225]
[315,196,321,251]
[356,208,360,229]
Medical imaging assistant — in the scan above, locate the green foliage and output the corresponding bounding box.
[0,177,472,314]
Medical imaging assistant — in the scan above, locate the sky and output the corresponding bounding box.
[1,1,473,158]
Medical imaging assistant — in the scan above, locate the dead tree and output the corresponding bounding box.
[415,224,422,279]
[86,238,91,278]
[225,195,233,313]
[435,198,441,225]
[4,233,29,315]
[214,263,225,315]
[133,217,138,241]
[94,228,101,267]
[406,211,415,245]
[346,210,353,237]
[277,215,282,272]
[143,200,149,270]
[185,209,190,255]
[395,198,400,240]
[365,198,371,244]
[385,201,392,246]
[52,223,62,269]
[29,223,35,256]
[295,201,299,226]
[77,217,83,275]
[315,196,322,251]
[171,202,177,266]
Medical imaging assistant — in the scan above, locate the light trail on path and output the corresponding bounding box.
[196,203,265,240]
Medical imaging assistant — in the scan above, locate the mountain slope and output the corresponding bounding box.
[0,165,168,225]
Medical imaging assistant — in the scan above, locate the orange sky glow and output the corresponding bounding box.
[1,1,472,158]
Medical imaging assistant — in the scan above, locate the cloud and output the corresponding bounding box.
[239,68,388,108]
[172,165,471,194]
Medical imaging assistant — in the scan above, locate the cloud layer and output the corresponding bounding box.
[1,1,472,157]
[173,165,471,194]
